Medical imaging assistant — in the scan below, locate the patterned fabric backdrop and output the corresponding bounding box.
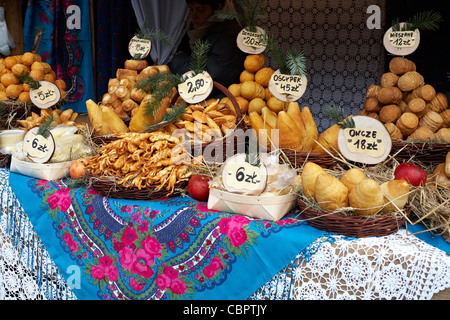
[22,0,95,113]
[259,0,386,133]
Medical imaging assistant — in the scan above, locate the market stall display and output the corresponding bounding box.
[84,131,192,199]
[297,161,411,237]
[361,57,449,165]
[0,2,449,302]
[224,52,337,168]
[0,52,67,127]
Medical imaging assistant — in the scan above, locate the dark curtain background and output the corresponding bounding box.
[93,0,138,102]
[385,0,450,95]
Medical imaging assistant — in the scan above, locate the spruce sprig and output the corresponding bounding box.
[216,0,267,32]
[245,141,261,167]
[189,39,211,76]
[392,10,442,32]
[134,23,174,48]
[136,71,182,94]
[36,114,55,138]
[323,105,355,129]
[162,100,188,123]
[263,32,307,76]
[19,73,41,90]
[138,71,182,118]
[285,51,307,78]
[137,40,211,122]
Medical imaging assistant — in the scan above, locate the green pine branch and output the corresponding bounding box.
[137,71,183,118]
[161,99,188,123]
[215,0,266,32]
[392,10,442,31]
[136,40,211,122]
[285,51,307,77]
[36,114,55,138]
[323,105,355,129]
[18,73,41,90]
[263,32,307,76]
[189,39,210,76]
[135,23,174,48]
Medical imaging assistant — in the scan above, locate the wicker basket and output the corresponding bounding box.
[282,150,337,169]
[391,141,449,166]
[91,133,119,145]
[297,199,410,238]
[0,153,11,168]
[179,81,248,163]
[90,94,179,146]
[1,100,67,130]
[0,102,38,129]
[84,171,187,200]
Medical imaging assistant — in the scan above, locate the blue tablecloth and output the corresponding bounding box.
[8,172,326,300]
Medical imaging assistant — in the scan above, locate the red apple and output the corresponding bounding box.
[188,175,211,202]
[70,159,87,180]
[394,163,427,186]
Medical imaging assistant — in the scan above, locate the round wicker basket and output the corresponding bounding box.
[391,141,449,166]
[297,199,410,238]
[0,153,11,168]
[282,150,337,169]
[181,81,248,163]
[85,172,188,200]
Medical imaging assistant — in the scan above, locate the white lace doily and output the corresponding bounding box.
[0,168,75,300]
[251,230,450,300]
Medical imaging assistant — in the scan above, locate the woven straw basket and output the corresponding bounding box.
[391,141,449,166]
[85,171,188,200]
[297,199,410,238]
[282,149,337,169]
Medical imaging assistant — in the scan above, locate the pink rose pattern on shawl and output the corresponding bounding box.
[31,177,301,299]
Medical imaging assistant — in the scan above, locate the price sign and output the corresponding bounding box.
[178,71,213,104]
[236,26,266,54]
[337,116,392,165]
[383,23,420,56]
[128,36,152,59]
[388,31,417,48]
[22,127,55,163]
[343,128,384,157]
[268,70,307,102]
[30,81,60,109]
[221,154,267,196]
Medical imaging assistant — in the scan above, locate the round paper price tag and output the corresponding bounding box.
[236,26,266,54]
[337,116,392,165]
[128,36,152,59]
[30,81,61,109]
[268,70,307,102]
[383,23,420,56]
[178,71,213,104]
[220,154,267,196]
[22,127,55,163]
